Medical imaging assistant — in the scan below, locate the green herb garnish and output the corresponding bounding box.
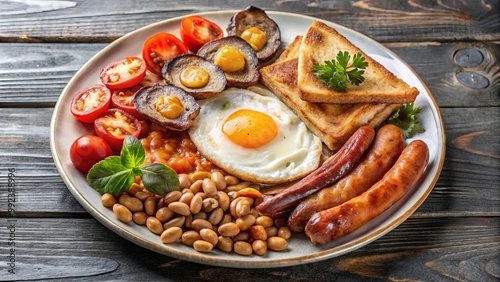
[87,136,179,195]
[387,103,426,139]
[312,51,368,92]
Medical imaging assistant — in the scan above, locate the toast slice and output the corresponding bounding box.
[259,38,401,151]
[297,20,419,104]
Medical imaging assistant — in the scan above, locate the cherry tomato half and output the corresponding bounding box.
[111,87,147,120]
[94,108,142,151]
[142,33,188,75]
[70,135,113,174]
[70,84,111,123]
[99,56,147,90]
[180,16,224,53]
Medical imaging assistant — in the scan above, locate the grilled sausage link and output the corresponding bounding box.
[288,124,405,232]
[256,125,375,217]
[305,139,429,245]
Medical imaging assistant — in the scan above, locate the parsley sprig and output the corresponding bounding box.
[86,136,179,196]
[387,103,426,139]
[312,51,368,92]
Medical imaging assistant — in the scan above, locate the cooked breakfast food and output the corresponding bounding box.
[161,54,226,99]
[188,88,323,185]
[305,140,429,244]
[67,7,429,256]
[227,6,281,62]
[287,124,405,232]
[197,36,259,87]
[134,84,200,131]
[297,20,420,104]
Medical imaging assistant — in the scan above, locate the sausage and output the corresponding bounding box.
[305,139,429,245]
[288,124,405,232]
[256,125,375,217]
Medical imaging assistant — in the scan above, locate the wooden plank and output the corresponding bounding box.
[0,0,498,43]
[0,42,499,107]
[0,107,498,216]
[0,217,497,280]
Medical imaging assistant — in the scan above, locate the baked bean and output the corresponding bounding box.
[229,197,243,218]
[193,240,213,253]
[224,175,240,186]
[235,214,255,231]
[200,228,218,246]
[156,207,174,222]
[191,219,213,232]
[168,201,191,216]
[190,171,211,182]
[233,241,252,256]
[267,236,288,251]
[235,199,251,218]
[232,231,249,242]
[144,197,158,216]
[119,194,144,212]
[215,191,230,211]
[113,204,132,223]
[184,214,193,229]
[255,215,274,228]
[208,207,224,226]
[250,225,267,241]
[211,171,226,190]
[201,198,218,213]
[193,211,208,220]
[132,212,148,225]
[217,236,233,253]
[164,190,182,204]
[178,174,191,189]
[202,178,218,197]
[160,227,182,244]
[101,193,117,208]
[249,207,260,218]
[157,197,168,209]
[265,226,278,237]
[218,222,240,237]
[134,191,153,201]
[163,216,185,229]
[190,194,203,214]
[278,227,292,240]
[189,179,203,194]
[226,181,251,192]
[146,216,164,235]
[182,230,201,246]
[219,213,233,226]
[127,183,144,195]
[252,240,267,256]
[179,191,194,205]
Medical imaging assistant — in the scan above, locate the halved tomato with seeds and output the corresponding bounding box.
[111,87,148,120]
[180,15,224,53]
[99,56,146,90]
[142,33,188,75]
[70,84,111,123]
[94,108,142,151]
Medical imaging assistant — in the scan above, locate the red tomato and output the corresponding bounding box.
[70,135,113,174]
[99,56,146,90]
[71,84,111,123]
[180,16,224,53]
[94,109,142,151]
[142,33,188,75]
[111,87,147,120]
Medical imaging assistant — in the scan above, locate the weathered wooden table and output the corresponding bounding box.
[1,1,499,281]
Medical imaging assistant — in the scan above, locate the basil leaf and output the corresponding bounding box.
[120,136,145,168]
[87,156,136,194]
[140,163,179,196]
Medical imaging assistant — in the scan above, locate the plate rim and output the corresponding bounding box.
[49,9,446,268]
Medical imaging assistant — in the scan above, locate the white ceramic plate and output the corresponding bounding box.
[50,10,445,268]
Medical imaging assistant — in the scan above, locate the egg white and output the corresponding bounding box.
[189,88,322,184]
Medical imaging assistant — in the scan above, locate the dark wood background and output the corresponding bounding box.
[0,0,498,281]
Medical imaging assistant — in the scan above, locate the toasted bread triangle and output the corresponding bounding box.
[297,20,419,104]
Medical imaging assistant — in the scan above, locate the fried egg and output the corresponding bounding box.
[189,88,322,184]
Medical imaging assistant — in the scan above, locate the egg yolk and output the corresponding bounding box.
[222,109,278,149]
[214,45,245,73]
[180,66,210,88]
[240,27,267,51]
[155,95,185,119]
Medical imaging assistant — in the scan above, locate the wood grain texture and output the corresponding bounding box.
[0,42,498,107]
[0,217,497,281]
[0,0,498,43]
